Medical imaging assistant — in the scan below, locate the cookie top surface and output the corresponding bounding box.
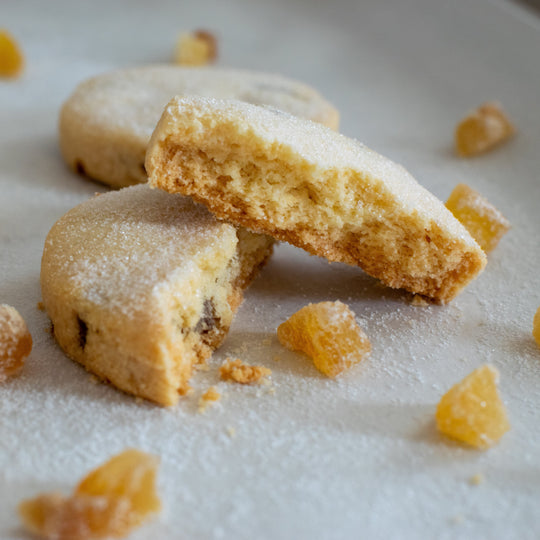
[60,65,339,139]
[41,185,237,317]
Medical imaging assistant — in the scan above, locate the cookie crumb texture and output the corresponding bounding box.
[220,358,271,384]
[533,307,540,348]
[0,29,24,77]
[455,101,514,157]
[147,96,486,303]
[18,449,161,540]
[40,185,273,406]
[436,365,510,449]
[0,304,32,382]
[174,30,217,66]
[277,301,370,378]
[198,386,221,413]
[446,183,510,253]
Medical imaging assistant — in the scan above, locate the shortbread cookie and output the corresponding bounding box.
[59,65,339,189]
[40,185,274,406]
[146,97,487,303]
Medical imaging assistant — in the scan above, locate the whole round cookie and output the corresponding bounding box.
[59,65,339,189]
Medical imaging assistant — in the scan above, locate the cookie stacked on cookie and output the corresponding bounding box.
[43,66,339,405]
[146,96,486,304]
[44,64,486,405]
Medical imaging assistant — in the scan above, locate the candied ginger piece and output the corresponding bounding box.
[220,358,271,384]
[436,364,510,449]
[0,29,24,77]
[446,183,510,253]
[277,301,371,378]
[18,493,133,540]
[19,449,161,539]
[533,307,540,348]
[455,101,514,157]
[0,304,32,382]
[174,30,217,66]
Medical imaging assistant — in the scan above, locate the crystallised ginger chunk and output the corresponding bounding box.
[533,307,540,348]
[446,183,510,253]
[436,365,510,449]
[455,101,514,157]
[220,358,271,384]
[19,449,161,540]
[174,30,217,66]
[0,304,32,382]
[0,30,24,78]
[277,301,371,378]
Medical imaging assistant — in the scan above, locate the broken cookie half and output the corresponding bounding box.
[146,96,486,303]
[40,185,273,406]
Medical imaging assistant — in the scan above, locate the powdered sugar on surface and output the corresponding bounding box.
[1,1,540,539]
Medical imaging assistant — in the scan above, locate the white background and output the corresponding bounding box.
[1,0,539,538]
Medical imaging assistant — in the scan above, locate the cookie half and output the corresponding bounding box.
[40,185,273,406]
[146,97,486,303]
[59,65,339,189]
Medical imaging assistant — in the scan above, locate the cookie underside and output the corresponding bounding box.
[40,186,273,406]
[146,97,486,303]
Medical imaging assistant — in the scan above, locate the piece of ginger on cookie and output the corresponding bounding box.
[277,301,371,378]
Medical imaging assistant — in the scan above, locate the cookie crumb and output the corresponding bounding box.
[36,301,45,311]
[0,29,24,78]
[220,358,271,385]
[0,304,32,382]
[469,473,485,485]
[261,337,272,346]
[198,386,221,413]
[226,426,236,438]
[455,101,514,157]
[178,384,194,397]
[174,30,217,66]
